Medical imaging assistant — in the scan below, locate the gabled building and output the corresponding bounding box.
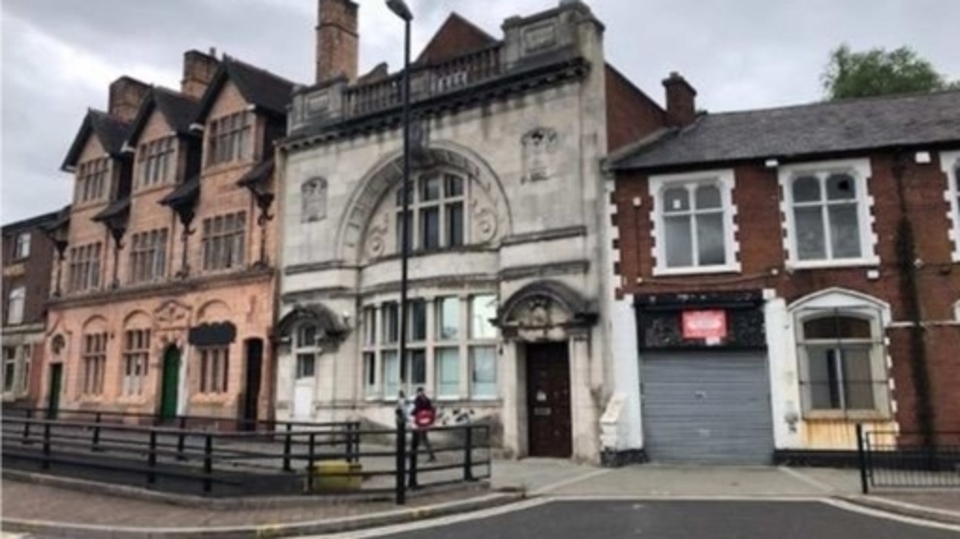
[274,0,674,462]
[2,210,60,404]
[41,50,295,423]
[608,88,960,464]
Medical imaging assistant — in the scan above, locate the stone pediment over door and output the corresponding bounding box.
[274,303,349,350]
[494,280,598,341]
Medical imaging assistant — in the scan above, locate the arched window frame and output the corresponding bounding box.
[394,168,468,253]
[789,289,891,419]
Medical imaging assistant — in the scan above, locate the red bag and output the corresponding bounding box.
[414,408,435,428]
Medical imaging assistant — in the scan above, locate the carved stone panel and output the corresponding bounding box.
[301,177,328,223]
[523,21,558,54]
[521,128,559,183]
[155,299,191,330]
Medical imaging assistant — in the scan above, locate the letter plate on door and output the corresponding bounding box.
[534,407,552,416]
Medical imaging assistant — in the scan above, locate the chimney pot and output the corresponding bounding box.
[108,76,151,122]
[663,71,698,127]
[316,0,359,84]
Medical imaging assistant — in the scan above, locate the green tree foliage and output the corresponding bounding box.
[822,44,958,100]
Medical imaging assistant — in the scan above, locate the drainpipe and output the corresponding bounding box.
[892,151,935,455]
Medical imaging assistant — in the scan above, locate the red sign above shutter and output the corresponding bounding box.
[681,310,727,340]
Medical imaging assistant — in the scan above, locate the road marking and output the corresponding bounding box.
[530,467,612,495]
[547,494,825,502]
[822,498,960,532]
[777,466,836,493]
[310,497,551,538]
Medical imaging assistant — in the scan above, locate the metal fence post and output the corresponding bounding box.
[282,423,293,472]
[307,432,316,492]
[856,423,869,494]
[408,429,419,489]
[22,409,32,444]
[464,425,474,481]
[41,421,52,470]
[147,430,158,485]
[202,434,213,494]
[395,411,407,505]
[177,416,187,460]
[92,412,102,451]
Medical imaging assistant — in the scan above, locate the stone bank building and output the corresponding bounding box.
[274,0,676,460]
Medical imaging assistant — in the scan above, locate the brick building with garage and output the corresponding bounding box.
[605,83,960,464]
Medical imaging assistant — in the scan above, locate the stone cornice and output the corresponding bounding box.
[47,267,275,310]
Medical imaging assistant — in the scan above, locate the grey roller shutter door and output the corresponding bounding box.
[641,352,774,464]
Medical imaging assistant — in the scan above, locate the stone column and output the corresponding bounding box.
[500,340,521,458]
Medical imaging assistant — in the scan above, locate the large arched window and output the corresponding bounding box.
[395,171,466,252]
[795,309,888,416]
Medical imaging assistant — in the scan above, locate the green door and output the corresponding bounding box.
[160,347,180,420]
[47,364,62,420]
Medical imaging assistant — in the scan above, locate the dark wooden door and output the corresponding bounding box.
[159,347,180,420]
[526,342,572,458]
[47,364,62,420]
[242,339,263,431]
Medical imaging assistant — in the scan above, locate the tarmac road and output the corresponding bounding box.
[368,499,960,539]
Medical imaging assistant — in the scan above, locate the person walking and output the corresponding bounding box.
[411,386,437,462]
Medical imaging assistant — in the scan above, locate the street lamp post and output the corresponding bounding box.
[386,0,413,506]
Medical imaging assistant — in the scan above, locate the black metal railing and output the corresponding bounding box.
[1,408,491,504]
[856,424,960,493]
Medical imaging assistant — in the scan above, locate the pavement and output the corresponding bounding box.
[3,459,960,538]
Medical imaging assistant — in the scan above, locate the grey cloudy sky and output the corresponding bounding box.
[2,0,957,225]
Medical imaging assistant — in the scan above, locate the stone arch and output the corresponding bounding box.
[122,310,152,329]
[335,140,513,264]
[274,303,348,344]
[787,287,891,325]
[494,280,597,338]
[81,315,108,333]
[196,300,230,323]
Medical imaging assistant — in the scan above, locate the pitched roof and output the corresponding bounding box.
[92,197,131,223]
[159,174,200,207]
[611,90,960,171]
[61,110,132,170]
[127,87,200,144]
[1,209,61,233]
[236,158,275,188]
[195,56,296,121]
[415,13,498,66]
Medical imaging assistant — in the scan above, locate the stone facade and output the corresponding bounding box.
[39,54,291,424]
[275,0,669,462]
[2,211,59,405]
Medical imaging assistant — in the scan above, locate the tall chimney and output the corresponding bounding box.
[662,72,698,127]
[316,0,359,84]
[181,49,221,99]
[108,76,151,122]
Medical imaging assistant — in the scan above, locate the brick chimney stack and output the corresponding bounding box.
[662,72,698,127]
[108,76,151,122]
[316,0,359,84]
[181,49,221,99]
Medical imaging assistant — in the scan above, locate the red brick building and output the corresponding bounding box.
[608,85,960,464]
[40,51,294,423]
[2,211,59,405]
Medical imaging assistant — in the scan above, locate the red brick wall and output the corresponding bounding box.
[604,65,670,153]
[613,152,960,432]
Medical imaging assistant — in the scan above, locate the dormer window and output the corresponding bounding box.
[77,158,109,203]
[207,112,251,166]
[138,137,175,189]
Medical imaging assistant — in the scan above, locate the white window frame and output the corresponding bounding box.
[649,169,740,276]
[788,288,892,420]
[3,346,17,394]
[13,232,30,259]
[779,158,878,270]
[940,150,960,262]
[6,286,25,326]
[121,329,150,396]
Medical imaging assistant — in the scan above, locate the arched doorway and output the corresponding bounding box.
[159,345,181,420]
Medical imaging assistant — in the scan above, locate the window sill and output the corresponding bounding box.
[651,264,741,277]
[786,258,880,271]
[133,182,175,197]
[803,410,891,422]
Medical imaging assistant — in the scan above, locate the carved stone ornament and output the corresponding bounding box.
[301,177,328,223]
[155,299,191,329]
[364,211,390,260]
[470,177,502,244]
[514,296,570,329]
[521,127,559,183]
